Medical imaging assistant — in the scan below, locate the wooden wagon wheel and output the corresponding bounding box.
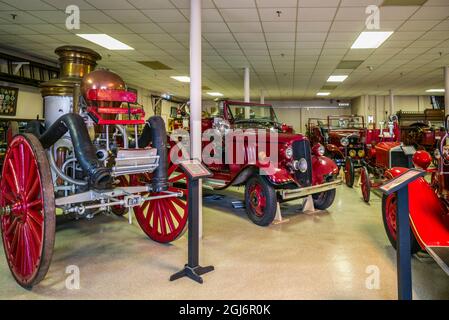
[360,166,371,203]
[132,159,189,243]
[0,134,55,288]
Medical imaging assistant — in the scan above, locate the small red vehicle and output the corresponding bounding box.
[179,100,341,226]
[307,115,366,187]
[396,109,445,154]
[381,119,449,272]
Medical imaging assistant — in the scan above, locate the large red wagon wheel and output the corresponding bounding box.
[133,161,189,243]
[360,166,371,203]
[381,193,420,254]
[0,134,55,288]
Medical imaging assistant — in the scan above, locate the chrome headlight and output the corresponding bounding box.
[318,145,325,156]
[349,149,356,158]
[341,137,349,147]
[357,149,365,158]
[293,158,308,173]
[285,146,293,160]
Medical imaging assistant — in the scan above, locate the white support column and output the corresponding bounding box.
[244,67,250,102]
[190,0,203,238]
[389,89,395,115]
[445,67,449,116]
[260,90,265,104]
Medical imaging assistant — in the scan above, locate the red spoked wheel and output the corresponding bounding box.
[133,163,189,243]
[381,193,421,254]
[344,157,354,188]
[360,166,371,203]
[0,134,55,288]
[111,175,131,216]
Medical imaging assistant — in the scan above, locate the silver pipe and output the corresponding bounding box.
[48,149,88,186]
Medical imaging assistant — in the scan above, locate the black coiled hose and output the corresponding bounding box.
[26,113,112,189]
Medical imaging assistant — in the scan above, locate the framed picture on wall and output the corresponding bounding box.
[0,86,18,116]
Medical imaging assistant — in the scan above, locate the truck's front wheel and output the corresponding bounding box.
[312,188,336,210]
[245,176,277,226]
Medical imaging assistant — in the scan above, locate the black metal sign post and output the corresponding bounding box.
[378,169,426,300]
[170,159,214,284]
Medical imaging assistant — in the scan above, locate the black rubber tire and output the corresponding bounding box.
[312,188,336,210]
[344,156,354,188]
[360,166,371,203]
[244,175,277,226]
[381,194,421,254]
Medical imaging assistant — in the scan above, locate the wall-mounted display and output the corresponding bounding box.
[0,86,18,116]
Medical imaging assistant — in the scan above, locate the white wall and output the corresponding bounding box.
[352,95,436,125]
[0,82,43,120]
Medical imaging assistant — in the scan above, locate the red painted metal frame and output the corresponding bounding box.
[87,88,137,103]
[87,106,146,125]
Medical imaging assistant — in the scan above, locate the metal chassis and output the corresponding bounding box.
[278,179,342,201]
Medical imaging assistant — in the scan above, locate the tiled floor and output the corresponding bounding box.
[1,184,449,300]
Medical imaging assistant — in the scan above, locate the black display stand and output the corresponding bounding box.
[170,159,214,284]
[378,168,426,300]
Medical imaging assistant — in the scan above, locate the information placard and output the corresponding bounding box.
[378,168,425,196]
[179,159,212,180]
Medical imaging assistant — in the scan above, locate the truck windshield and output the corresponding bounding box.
[227,104,279,123]
[328,116,364,129]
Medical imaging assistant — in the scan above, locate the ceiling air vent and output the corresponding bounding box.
[382,0,427,5]
[336,60,364,70]
[138,61,172,70]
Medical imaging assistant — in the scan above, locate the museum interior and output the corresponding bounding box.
[1,0,449,301]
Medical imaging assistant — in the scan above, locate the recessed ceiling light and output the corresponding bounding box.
[207,92,224,97]
[351,31,393,49]
[426,89,445,93]
[76,34,134,50]
[171,76,190,83]
[327,75,348,82]
[317,92,331,96]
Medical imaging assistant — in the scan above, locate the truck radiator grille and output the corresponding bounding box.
[292,139,312,187]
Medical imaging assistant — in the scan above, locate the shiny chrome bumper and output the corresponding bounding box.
[278,179,342,201]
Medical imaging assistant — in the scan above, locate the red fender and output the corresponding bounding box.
[385,167,449,248]
[326,144,344,159]
[312,155,339,185]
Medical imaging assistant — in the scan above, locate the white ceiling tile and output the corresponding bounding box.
[331,21,365,32]
[399,20,440,31]
[90,23,132,34]
[2,0,54,10]
[26,10,68,24]
[340,0,383,6]
[203,22,229,32]
[297,32,327,42]
[228,22,262,33]
[104,10,152,23]
[411,6,449,20]
[80,10,115,23]
[327,32,358,42]
[214,0,255,8]
[420,30,449,40]
[298,8,337,21]
[220,8,259,22]
[127,0,175,9]
[234,33,265,42]
[204,33,235,42]
[262,21,296,33]
[85,0,134,9]
[259,8,297,22]
[265,33,295,41]
[298,21,331,32]
[0,11,45,23]
[201,9,224,22]
[141,9,188,22]
[157,22,190,32]
[335,7,369,21]
[389,31,426,41]
[256,0,297,7]
[378,6,420,21]
[299,0,339,7]
[126,23,164,33]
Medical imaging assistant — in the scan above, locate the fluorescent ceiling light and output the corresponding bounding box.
[426,89,445,93]
[327,75,348,82]
[76,34,134,50]
[351,31,393,49]
[171,76,191,83]
[317,92,331,96]
[207,92,224,97]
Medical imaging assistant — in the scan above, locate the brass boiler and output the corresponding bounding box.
[80,68,127,134]
[40,45,101,127]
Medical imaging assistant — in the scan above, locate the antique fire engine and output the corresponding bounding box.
[0,46,188,288]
